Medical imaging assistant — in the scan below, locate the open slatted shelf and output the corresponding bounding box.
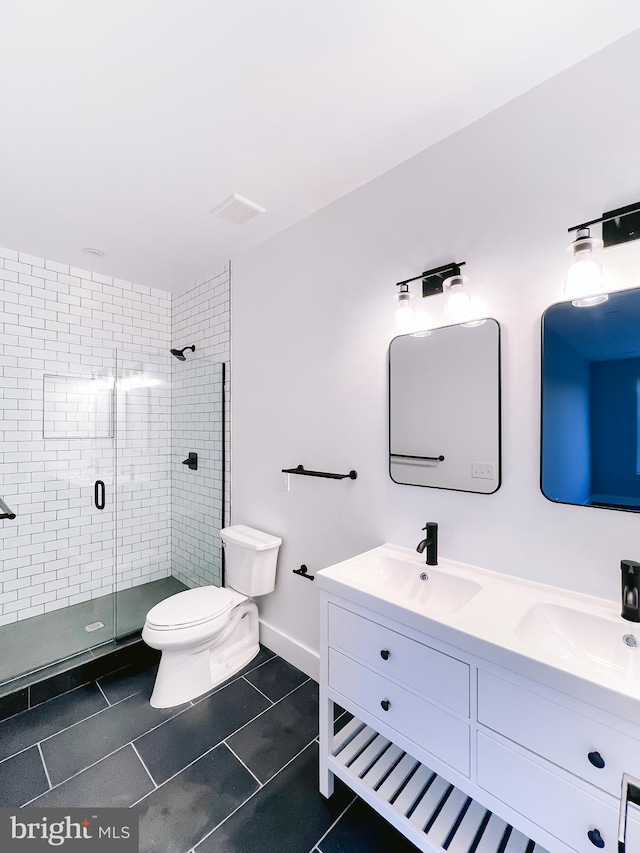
[331,717,549,853]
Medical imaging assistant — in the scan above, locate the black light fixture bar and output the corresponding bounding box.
[568,200,640,248]
[395,261,466,299]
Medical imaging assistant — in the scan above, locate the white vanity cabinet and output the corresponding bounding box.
[319,592,640,853]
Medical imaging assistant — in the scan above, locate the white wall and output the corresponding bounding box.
[232,30,640,676]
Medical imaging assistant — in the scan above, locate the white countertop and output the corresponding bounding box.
[316,543,640,726]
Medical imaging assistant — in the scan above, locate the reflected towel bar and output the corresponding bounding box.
[0,497,16,520]
[391,453,445,462]
[282,465,357,480]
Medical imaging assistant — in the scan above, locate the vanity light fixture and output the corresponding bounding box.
[395,261,466,333]
[566,200,640,307]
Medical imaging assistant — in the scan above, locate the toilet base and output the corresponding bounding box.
[148,601,260,708]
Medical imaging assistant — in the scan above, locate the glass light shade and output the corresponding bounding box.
[565,230,606,307]
[565,255,603,295]
[444,276,472,321]
[395,289,415,333]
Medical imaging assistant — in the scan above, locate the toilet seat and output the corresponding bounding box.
[145,587,244,631]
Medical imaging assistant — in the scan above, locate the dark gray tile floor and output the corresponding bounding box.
[0,645,418,852]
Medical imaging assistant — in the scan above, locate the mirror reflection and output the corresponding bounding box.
[542,287,640,510]
[389,319,501,493]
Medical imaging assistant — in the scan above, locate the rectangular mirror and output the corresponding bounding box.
[389,319,501,492]
[542,287,640,511]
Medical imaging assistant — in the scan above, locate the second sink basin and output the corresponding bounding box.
[515,601,640,678]
[336,550,482,614]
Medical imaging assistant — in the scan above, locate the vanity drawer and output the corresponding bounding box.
[328,603,469,716]
[478,670,640,797]
[478,732,618,853]
[329,647,470,775]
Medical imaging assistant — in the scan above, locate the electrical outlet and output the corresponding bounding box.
[471,462,495,480]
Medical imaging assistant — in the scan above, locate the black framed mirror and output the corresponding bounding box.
[541,287,640,511]
[389,319,501,492]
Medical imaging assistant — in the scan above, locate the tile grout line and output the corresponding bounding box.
[223,741,264,787]
[32,691,187,757]
[191,736,322,851]
[22,656,290,772]
[21,743,138,806]
[0,679,109,727]
[36,742,53,792]
[14,654,311,810]
[0,693,138,767]
[220,676,314,744]
[240,675,274,705]
[310,795,359,853]
[129,679,317,808]
[188,652,277,709]
[130,742,158,789]
[95,681,111,707]
[129,741,231,808]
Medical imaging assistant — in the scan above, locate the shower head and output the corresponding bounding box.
[170,345,195,361]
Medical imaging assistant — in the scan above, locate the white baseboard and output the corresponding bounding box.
[259,620,319,681]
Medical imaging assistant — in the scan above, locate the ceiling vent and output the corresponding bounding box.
[210,193,266,225]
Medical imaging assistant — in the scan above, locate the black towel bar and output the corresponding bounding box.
[282,465,357,480]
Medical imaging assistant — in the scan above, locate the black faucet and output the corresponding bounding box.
[621,559,640,622]
[416,522,438,566]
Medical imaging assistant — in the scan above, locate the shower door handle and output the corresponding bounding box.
[94,480,106,511]
[0,497,16,520]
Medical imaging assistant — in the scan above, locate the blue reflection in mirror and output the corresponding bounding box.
[542,288,640,510]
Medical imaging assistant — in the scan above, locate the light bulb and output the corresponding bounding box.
[395,286,415,333]
[444,276,472,321]
[565,228,606,306]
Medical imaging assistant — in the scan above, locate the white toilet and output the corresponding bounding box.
[142,524,282,708]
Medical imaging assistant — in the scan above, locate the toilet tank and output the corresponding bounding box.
[220,525,282,596]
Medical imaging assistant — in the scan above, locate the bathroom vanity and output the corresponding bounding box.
[317,545,640,853]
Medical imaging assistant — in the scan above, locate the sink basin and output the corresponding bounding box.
[334,551,482,614]
[515,602,640,677]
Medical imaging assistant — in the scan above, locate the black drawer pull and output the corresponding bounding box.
[588,751,605,769]
[380,699,390,712]
[587,828,605,848]
[380,649,390,661]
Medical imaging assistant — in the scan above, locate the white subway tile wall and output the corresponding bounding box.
[171,266,230,589]
[115,351,172,592]
[0,248,230,625]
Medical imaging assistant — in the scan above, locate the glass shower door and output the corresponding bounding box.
[0,354,117,686]
[112,351,226,641]
[114,348,174,638]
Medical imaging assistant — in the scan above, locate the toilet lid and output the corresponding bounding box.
[146,587,239,630]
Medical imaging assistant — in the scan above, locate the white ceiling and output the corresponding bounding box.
[2,0,640,292]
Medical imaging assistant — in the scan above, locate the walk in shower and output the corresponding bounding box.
[0,346,225,688]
